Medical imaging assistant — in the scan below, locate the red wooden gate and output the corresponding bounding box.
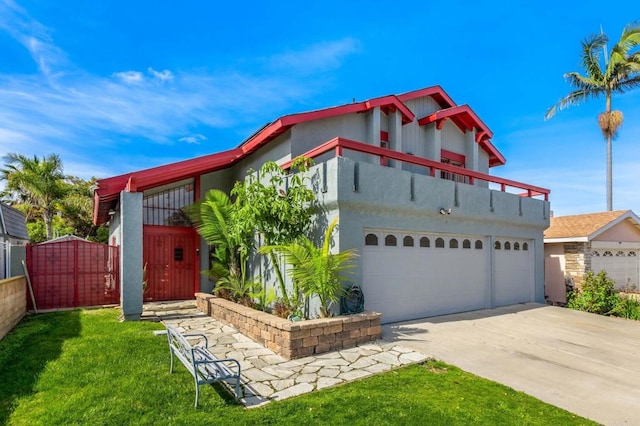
[26,239,120,310]
[143,226,197,301]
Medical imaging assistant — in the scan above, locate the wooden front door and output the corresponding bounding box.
[143,226,197,301]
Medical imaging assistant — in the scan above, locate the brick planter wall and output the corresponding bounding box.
[0,276,26,340]
[195,292,382,359]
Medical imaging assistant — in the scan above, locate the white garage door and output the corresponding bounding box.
[363,231,489,324]
[494,239,535,306]
[591,249,639,290]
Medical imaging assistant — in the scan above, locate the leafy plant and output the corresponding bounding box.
[261,217,357,318]
[567,270,618,315]
[232,157,316,307]
[611,295,640,320]
[185,189,253,301]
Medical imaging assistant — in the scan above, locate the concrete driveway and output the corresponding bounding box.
[383,303,640,425]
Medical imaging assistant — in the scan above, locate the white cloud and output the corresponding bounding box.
[179,134,207,144]
[113,71,144,84]
[148,68,173,82]
[0,3,360,180]
[268,38,360,74]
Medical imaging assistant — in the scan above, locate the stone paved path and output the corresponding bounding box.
[143,300,427,407]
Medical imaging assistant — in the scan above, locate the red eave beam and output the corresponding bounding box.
[397,85,457,109]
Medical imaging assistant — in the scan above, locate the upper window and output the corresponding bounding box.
[514,242,520,251]
[504,241,511,250]
[403,236,414,247]
[435,238,445,248]
[462,239,471,249]
[495,241,501,250]
[143,182,194,227]
[475,240,483,250]
[449,239,459,249]
[420,237,430,248]
[522,242,529,251]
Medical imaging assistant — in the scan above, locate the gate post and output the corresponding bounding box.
[120,191,143,320]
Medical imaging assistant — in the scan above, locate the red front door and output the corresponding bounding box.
[143,226,197,301]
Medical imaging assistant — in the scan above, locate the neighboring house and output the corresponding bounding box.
[0,202,29,279]
[93,86,550,322]
[544,210,640,304]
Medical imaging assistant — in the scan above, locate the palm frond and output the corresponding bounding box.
[580,33,607,81]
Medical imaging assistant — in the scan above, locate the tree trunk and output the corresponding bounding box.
[269,251,290,306]
[43,209,53,240]
[606,134,612,211]
[605,92,612,211]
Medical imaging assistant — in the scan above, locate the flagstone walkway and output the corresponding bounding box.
[143,300,427,407]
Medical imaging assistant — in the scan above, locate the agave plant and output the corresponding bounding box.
[261,218,358,318]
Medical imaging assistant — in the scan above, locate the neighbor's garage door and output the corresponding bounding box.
[591,249,639,290]
[494,239,535,306]
[363,231,489,324]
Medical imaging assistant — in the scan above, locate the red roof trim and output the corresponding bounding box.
[417,105,505,167]
[397,85,456,109]
[240,96,416,155]
[93,148,243,225]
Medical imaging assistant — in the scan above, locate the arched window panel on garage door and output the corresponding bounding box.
[475,240,483,249]
[449,238,459,249]
[403,236,414,247]
[462,239,471,249]
[385,235,397,247]
[365,233,379,246]
[435,237,445,248]
[420,237,430,248]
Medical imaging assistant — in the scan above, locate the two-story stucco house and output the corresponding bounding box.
[93,86,550,322]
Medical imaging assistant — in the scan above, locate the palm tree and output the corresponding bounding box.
[1,153,67,240]
[261,218,358,318]
[546,23,640,211]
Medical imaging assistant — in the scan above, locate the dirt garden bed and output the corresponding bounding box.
[195,293,382,359]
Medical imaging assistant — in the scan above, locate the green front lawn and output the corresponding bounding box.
[1,309,595,425]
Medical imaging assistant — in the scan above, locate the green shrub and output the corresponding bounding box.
[611,295,640,320]
[567,271,618,315]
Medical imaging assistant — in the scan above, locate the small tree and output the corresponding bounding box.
[261,218,358,318]
[567,270,618,315]
[232,158,315,307]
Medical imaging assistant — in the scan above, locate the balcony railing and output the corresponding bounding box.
[282,137,549,201]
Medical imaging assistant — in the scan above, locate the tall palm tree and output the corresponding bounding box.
[546,23,640,211]
[1,153,67,240]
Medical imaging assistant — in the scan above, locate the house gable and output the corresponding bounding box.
[544,210,631,242]
[593,217,640,243]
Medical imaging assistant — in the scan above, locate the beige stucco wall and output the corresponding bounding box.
[544,243,567,303]
[594,219,640,242]
[0,276,26,340]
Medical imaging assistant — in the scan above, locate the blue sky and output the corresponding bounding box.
[0,0,639,216]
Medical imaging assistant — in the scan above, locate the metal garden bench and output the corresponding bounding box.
[166,326,242,407]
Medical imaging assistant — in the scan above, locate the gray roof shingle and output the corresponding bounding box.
[0,202,29,240]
